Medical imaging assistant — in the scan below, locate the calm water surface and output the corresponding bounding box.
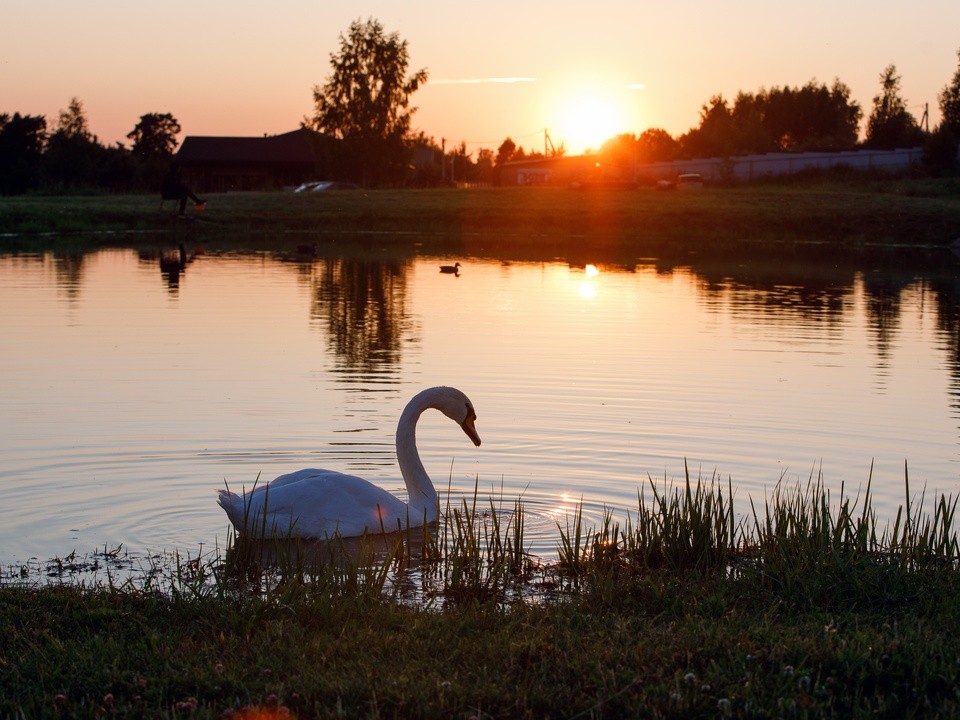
[2,244,960,565]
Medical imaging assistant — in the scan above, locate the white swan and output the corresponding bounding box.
[217,386,481,539]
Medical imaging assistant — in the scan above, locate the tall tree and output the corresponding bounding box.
[45,97,105,188]
[127,112,181,160]
[939,48,960,133]
[865,64,922,149]
[680,95,736,157]
[636,128,679,162]
[472,148,495,183]
[56,97,92,141]
[308,18,428,186]
[600,133,638,168]
[925,48,960,172]
[495,137,517,166]
[0,112,47,194]
[756,80,861,151]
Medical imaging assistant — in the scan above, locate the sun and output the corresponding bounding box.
[553,89,629,155]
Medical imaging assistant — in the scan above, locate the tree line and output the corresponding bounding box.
[3,19,959,194]
[0,98,181,195]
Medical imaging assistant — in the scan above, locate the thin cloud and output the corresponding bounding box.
[626,83,647,90]
[431,77,536,85]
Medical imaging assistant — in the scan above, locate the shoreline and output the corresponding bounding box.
[1,178,958,251]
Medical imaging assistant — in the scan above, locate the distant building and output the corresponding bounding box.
[497,155,630,187]
[175,128,337,192]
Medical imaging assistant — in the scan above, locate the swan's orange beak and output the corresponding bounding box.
[461,416,481,447]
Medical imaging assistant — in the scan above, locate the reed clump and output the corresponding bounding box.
[552,463,960,616]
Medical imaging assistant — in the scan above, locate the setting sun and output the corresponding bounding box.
[553,88,631,154]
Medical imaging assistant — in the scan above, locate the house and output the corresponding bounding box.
[497,154,622,187]
[175,128,337,192]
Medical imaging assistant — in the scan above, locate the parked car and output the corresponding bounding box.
[677,173,705,188]
[294,181,360,192]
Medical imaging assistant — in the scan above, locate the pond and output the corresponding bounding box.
[2,241,960,569]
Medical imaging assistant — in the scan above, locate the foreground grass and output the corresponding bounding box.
[4,476,960,718]
[4,580,959,718]
[1,175,959,254]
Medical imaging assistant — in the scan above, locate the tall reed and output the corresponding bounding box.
[34,466,957,611]
[554,462,960,611]
[557,463,742,587]
[419,484,537,604]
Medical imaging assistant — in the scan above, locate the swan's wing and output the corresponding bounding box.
[239,468,343,498]
[244,470,410,539]
[269,468,335,489]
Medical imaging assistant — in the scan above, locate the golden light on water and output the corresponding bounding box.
[577,264,600,300]
[546,492,581,519]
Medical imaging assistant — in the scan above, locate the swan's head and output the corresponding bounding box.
[431,386,481,447]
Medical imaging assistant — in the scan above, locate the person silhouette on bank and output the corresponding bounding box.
[161,163,204,216]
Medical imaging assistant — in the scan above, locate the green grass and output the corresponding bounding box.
[1,177,959,256]
[4,474,960,718]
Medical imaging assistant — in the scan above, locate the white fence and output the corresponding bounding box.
[636,148,925,183]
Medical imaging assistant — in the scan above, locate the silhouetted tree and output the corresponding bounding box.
[0,112,47,194]
[56,97,92,141]
[472,148,495,183]
[923,124,958,173]
[680,95,736,157]
[495,137,517,166]
[127,112,181,161]
[865,65,923,149]
[308,18,427,186]
[599,133,637,169]
[678,80,861,158]
[636,128,680,162]
[45,97,104,188]
[126,112,181,191]
[730,91,774,152]
[98,142,140,192]
[757,80,861,151]
[925,50,959,174]
[939,48,960,134]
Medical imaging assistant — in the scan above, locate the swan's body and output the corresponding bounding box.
[439,262,461,274]
[217,386,481,539]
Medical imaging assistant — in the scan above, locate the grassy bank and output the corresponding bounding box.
[1,175,958,253]
[4,476,960,718]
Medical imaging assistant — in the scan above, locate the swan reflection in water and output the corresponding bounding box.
[218,386,481,539]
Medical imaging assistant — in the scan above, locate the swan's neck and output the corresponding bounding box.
[396,392,439,522]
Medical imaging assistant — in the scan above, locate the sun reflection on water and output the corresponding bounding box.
[577,264,600,300]
[545,491,582,520]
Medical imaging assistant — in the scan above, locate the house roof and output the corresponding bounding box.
[176,128,321,165]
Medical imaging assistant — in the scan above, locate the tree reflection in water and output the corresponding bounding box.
[310,256,415,376]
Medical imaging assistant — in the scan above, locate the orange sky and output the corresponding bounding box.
[2,1,958,156]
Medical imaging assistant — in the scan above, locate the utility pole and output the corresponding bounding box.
[921,103,929,133]
[441,138,446,183]
[544,129,556,156]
